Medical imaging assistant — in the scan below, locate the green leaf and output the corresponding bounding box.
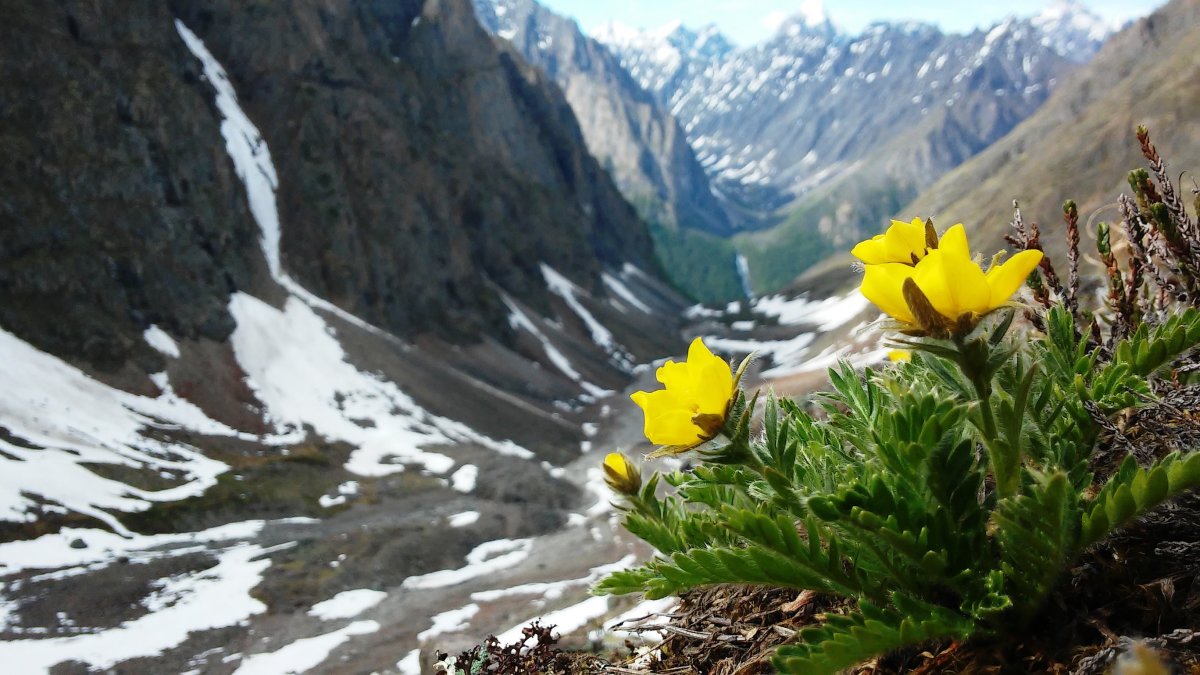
[1080,451,1200,549]
[772,596,974,675]
[992,471,1076,621]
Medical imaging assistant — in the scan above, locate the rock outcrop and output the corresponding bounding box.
[474,0,734,236]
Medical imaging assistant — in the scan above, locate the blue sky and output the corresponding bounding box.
[539,0,1166,46]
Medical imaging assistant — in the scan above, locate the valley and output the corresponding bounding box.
[0,0,1191,672]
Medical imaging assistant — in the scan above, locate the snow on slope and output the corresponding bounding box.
[228,293,531,478]
[0,541,271,669]
[1031,0,1116,62]
[503,294,611,399]
[175,20,536,480]
[698,291,884,378]
[0,327,249,534]
[234,620,381,675]
[542,265,635,372]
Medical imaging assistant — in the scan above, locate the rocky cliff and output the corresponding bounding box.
[473,0,733,237]
[2,0,678,370]
[0,3,270,374]
[171,0,662,343]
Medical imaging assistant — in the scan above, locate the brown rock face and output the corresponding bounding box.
[0,3,267,372]
[2,0,662,371]
[171,0,659,343]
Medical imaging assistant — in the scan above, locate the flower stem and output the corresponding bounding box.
[956,336,1018,498]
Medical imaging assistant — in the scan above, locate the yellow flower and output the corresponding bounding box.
[630,337,734,448]
[887,349,912,363]
[851,217,938,266]
[860,224,1043,336]
[603,452,641,495]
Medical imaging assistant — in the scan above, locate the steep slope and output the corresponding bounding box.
[898,0,1200,258]
[169,0,663,344]
[472,0,746,302]
[0,5,271,375]
[473,0,732,237]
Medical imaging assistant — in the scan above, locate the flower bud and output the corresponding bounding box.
[603,453,642,496]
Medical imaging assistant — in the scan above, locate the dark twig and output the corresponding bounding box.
[1063,201,1082,317]
[1137,126,1195,241]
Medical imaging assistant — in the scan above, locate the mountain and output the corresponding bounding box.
[472,0,732,236]
[599,4,1114,291]
[0,0,686,670]
[1031,0,1116,63]
[472,0,747,303]
[760,0,1198,390]
[898,0,1200,259]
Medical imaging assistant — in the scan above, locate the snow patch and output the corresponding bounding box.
[0,326,242,533]
[450,464,478,493]
[448,511,480,528]
[0,544,270,670]
[143,325,180,358]
[503,295,611,399]
[542,265,633,371]
[397,649,422,675]
[308,589,387,621]
[401,538,533,590]
[234,620,380,675]
[601,271,652,313]
[418,604,480,642]
[228,293,531,478]
[493,596,610,644]
[752,292,870,330]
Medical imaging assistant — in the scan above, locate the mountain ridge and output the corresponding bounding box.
[597,2,1114,291]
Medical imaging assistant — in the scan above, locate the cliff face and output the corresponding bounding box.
[1,0,664,375]
[170,0,659,343]
[0,3,269,373]
[473,0,734,236]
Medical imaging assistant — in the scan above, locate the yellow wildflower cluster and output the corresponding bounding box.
[610,218,1041,485]
[855,219,1043,337]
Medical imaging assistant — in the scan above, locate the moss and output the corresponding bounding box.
[80,462,187,491]
[120,442,353,535]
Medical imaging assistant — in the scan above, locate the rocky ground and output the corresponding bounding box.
[0,368,673,674]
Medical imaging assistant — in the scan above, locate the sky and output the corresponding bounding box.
[538,0,1166,46]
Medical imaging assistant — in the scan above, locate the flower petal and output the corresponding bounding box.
[861,263,917,324]
[986,249,1044,307]
[913,244,990,319]
[603,452,629,478]
[851,235,889,265]
[937,224,970,258]
[634,389,703,445]
[682,338,730,414]
[883,218,928,263]
[655,358,691,391]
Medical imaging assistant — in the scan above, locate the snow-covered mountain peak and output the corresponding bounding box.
[770,1,839,41]
[1030,0,1115,61]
